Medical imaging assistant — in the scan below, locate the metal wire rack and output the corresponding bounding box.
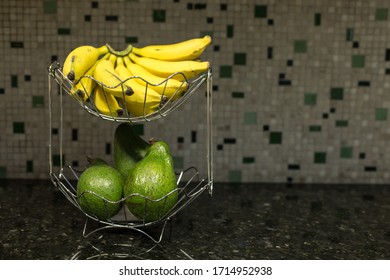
[47,61,213,243]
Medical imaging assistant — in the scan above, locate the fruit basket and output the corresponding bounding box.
[47,58,213,243]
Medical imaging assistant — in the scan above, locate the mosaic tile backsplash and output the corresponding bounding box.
[2,0,390,184]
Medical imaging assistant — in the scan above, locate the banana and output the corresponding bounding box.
[70,53,110,102]
[63,45,108,82]
[129,52,210,81]
[132,35,212,61]
[115,57,163,117]
[92,54,133,98]
[123,56,188,100]
[92,85,124,117]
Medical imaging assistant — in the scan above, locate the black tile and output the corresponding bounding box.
[359,153,366,159]
[220,4,227,10]
[0,88,4,94]
[263,125,269,131]
[11,41,24,48]
[191,131,197,143]
[213,45,220,51]
[353,41,359,48]
[177,137,184,143]
[358,81,370,87]
[267,46,273,59]
[287,59,293,66]
[207,17,213,24]
[105,143,111,155]
[71,128,78,141]
[91,1,98,8]
[386,49,390,61]
[194,3,206,9]
[105,15,118,21]
[364,166,377,172]
[187,3,193,9]
[268,19,274,25]
[24,75,31,81]
[224,138,236,144]
[217,144,223,150]
[279,80,292,86]
[323,113,329,119]
[84,15,91,21]
[288,164,300,170]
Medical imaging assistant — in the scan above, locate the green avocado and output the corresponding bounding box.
[123,141,178,222]
[113,123,150,178]
[76,158,123,220]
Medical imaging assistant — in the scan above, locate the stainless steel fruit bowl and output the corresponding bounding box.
[47,61,212,123]
[47,61,214,243]
[50,165,210,242]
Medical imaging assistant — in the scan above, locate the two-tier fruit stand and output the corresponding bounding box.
[47,60,213,243]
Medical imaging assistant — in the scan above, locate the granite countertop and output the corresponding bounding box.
[1,179,390,260]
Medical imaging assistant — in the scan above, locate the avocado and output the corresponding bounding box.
[123,141,178,222]
[76,158,123,220]
[113,123,150,178]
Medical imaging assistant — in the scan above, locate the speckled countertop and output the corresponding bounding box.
[1,179,390,260]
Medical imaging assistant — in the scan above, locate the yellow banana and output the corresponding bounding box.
[63,45,108,82]
[129,53,210,81]
[70,53,110,102]
[92,54,133,98]
[123,56,188,100]
[92,85,124,117]
[115,57,163,117]
[132,35,212,61]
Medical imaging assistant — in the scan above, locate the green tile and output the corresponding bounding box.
[44,0,57,14]
[32,96,44,108]
[26,160,33,172]
[232,92,245,98]
[229,170,242,183]
[58,28,71,35]
[375,108,388,121]
[220,65,232,78]
[227,25,234,38]
[244,112,257,124]
[309,125,322,132]
[0,166,6,178]
[314,152,327,164]
[330,87,344,100]
[125,36,138,43]
[254,5,268,18]
[11,75,18,88]
[52,155,65,167]
[269,132,282,144]
[340,147,353,159]
[153,9,166,22]
[346,28,354,41]
[234,53,246,65]
[314,13,321,26]
[173,156,184,169]
[294,40,307,53]
[304,93,317,106]
[243,157,255,164]
[335,120,348,127]
[375,8,388,21]
[352,55,365,68]
[13,122,25,134]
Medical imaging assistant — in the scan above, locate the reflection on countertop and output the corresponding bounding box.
[1,179,390,260]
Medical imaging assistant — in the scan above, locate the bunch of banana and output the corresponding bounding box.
[61,35,212,117]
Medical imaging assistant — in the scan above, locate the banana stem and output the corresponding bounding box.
[106,44,133,57]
